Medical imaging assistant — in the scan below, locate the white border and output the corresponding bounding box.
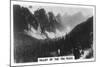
[11,1,96,66]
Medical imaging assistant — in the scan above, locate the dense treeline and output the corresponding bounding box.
[62,16,93,59]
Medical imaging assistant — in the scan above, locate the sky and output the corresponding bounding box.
[13,1,94,17]
[28,6,93,17]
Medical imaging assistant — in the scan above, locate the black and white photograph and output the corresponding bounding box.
[11,0,95,66]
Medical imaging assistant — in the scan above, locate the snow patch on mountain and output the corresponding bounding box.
[24,24,68,39]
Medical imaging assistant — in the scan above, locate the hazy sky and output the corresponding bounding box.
[27,6,93,17]
[13,1,94,17]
